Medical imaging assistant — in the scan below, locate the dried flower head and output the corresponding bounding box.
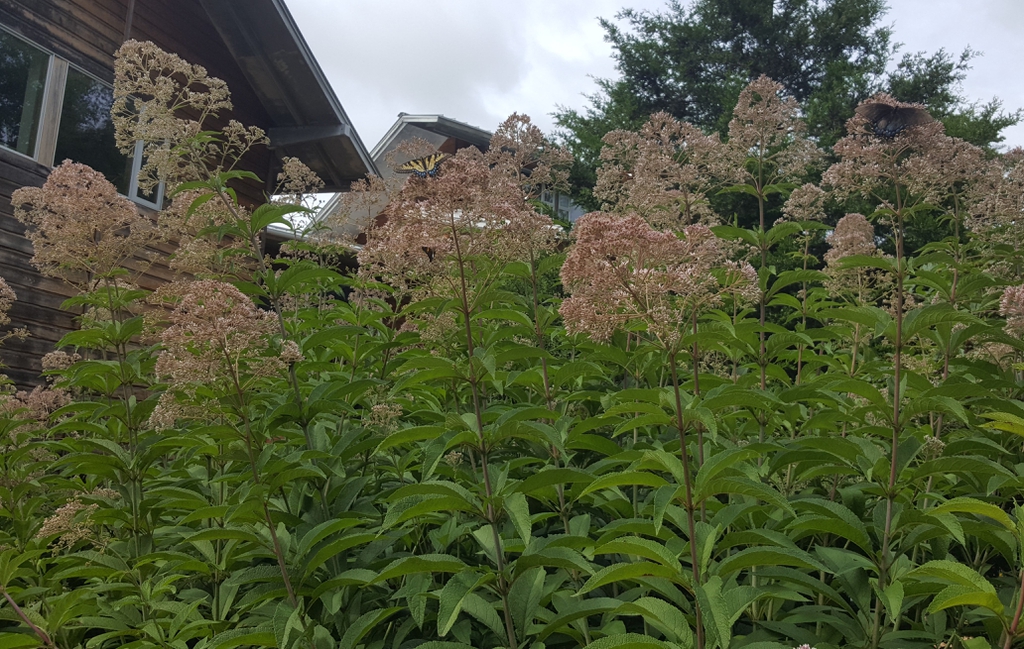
[149,280,289,426]
[781,183,827,225]
[41,351,81,373]
[921,435,946,460]
[597,112,727,229]
[36,498,98,551]
[560,212,754,347]
[113,40,254,191]
[357,142,557,309]
[487,113,572,199]
[967,149,1024,252]
[12,161,159,284]
[274,156,325,210]
[13,386,71,424]
[1000,284,1024,337]
[727,76,821,185]
[825,213,877,265]
[363,402,403,435]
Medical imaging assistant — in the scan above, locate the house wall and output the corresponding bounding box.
[0,0,277,386]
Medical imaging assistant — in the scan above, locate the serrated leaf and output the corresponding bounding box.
[931,497,1016,532]
[577,561,683,595]
[578,471,669,499]
[371,555,467,584]
[615,597,693,647]
[585,633,674,649]
[505,492,532,544]
[717,546,829,578]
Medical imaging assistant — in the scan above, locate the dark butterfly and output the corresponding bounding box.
[395,152,449,178]
[855,102,934,139]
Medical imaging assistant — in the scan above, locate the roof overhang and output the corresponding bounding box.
[198,0,378,191]
[371,113,493,160]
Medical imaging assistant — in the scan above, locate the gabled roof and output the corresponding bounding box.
[199,0,378,191]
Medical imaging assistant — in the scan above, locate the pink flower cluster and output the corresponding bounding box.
[1000,284,1024,337]
[12,161,157,284]
[149,280,291,428]
[596,112,728,228]
[727,76,821,184]
[357,144,557,306]
[560,212,755,347]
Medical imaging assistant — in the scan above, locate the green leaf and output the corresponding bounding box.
[210,626,277,649]
[508,567,546,637]
[931,497,1016,532]
[694,447,761,496]
[437,571,485,636]
[505,492,532,544]
[767,269,829,298]
[0,634,41,649]
[790,499,873,553]
[577,561,684,595]
[515,468,594,495]
[536,598,622,640]
[473,308,535,329]
[615,598,693,647]
[185,528,264,546]
[593,536,682,571]
[927,584,1004,616]
[578,471,669,499]
[376,426,446,452]
[383,495,479,530]
[696,577,733,649]
[584,634,674,649]
[303,533,377,577]
[460,592,506,639]
[697,476,793,513]
[880,579,905,624]
[370,554,467,584]
[717,546,829,578]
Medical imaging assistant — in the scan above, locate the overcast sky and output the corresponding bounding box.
[287,0,1024,153]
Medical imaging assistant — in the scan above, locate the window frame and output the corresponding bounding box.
[0,24,163,208]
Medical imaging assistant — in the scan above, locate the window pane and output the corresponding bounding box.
[0,29,49,156]
[55,68,131,194]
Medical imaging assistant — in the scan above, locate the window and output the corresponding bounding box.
[55,68,132,194]
[0,26,161,207]
[0,28,49,157]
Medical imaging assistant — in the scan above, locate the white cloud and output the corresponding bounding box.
[288,0,1024,151]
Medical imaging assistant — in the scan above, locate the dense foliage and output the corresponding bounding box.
[4,41,1024,649]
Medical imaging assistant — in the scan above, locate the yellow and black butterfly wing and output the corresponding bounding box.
[395,153,449,178]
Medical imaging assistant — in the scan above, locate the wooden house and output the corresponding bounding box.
[0,0,376,386]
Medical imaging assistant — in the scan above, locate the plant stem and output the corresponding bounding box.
[670,351,704,649]
[1,587,57,648]
[1005,566,1024,649]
